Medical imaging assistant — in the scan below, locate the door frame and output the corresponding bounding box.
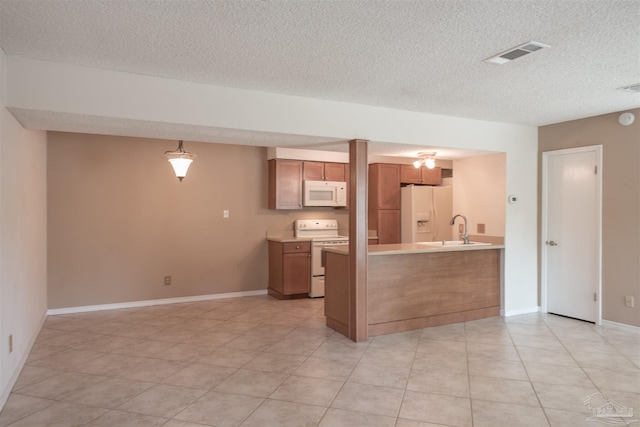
[541,145,603,324]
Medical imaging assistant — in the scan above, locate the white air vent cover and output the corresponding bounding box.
[484,41,550,65]
[618,83,640,93]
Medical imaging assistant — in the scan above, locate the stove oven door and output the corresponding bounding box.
[311,243,326,277]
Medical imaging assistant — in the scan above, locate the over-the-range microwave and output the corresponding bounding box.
[303,180,347,207]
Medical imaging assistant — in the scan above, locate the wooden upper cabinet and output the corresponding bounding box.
[400,165,442,185]
[400,165,422,184]
[303,161,345,182]
[369,163,400,210]
[421,167,442,185]
[324,163,346,181]
[268,159,303,210]
[303,161,325,180]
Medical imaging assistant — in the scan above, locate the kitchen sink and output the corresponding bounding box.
[416,241,492,246]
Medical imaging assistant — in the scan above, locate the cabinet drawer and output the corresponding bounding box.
[283,241,311,253]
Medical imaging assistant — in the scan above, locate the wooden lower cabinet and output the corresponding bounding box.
[268,241,311,299]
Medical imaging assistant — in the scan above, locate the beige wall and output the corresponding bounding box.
[0,98,48,405]
[452,153,506,239]
[539,109,640,327]
[47,132,348,309]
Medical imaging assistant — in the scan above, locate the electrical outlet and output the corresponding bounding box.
[477,224,486,234]
[223,210,229,219]
[625,296,634,308]
[459,224,464,233]
[164,276,171,286]
[9,335,12,353]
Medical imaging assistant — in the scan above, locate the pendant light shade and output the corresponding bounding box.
[165,140,196,181]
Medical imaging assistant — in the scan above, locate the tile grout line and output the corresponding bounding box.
[503,316,553,427]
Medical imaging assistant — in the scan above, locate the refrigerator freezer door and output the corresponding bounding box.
[432,186,453,241]
[401,185,434,243]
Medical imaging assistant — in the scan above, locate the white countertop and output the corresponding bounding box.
[324,242,504,256]
[266,237,312,243]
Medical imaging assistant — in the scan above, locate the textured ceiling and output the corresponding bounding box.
[1,0,639,155]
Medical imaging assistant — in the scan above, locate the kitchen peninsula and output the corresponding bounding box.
[323,243,504,338]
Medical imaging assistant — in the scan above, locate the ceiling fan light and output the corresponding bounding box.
[425,158,436,169]
[413,160,423,168]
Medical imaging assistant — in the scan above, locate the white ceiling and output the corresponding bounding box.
[1,0,639,158]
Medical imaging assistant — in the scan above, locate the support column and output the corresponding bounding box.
[348,139,368,342]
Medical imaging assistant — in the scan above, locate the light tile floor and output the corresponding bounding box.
[1,295,639,427]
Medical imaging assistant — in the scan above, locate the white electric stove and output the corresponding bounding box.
[294,219,348,298]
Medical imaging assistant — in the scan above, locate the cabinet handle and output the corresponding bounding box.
[296,245,300,249]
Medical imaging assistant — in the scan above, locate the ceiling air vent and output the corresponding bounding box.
[618,83,640,93]
[484,41,550,65]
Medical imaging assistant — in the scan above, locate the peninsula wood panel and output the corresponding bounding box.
[324,251,349,335]
[367,249,500,325]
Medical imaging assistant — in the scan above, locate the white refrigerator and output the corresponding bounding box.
[401,185,453,243]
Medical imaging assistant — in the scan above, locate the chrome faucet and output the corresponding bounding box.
[450,214,469,244]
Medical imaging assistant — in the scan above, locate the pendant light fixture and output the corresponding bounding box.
[165,140,196,182]
[414,152,437,169]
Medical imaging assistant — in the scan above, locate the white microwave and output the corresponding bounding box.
[303,180,347,207]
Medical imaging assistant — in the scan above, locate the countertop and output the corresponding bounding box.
[266,237,311,243]
[267,235,379,243]
[324,242,504,256]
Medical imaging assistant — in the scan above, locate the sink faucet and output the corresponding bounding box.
[450,214,469,244]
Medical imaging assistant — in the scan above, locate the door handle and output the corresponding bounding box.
[546,240,558,246]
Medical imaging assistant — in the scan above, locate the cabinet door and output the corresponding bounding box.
[324,163,346,181]
[378,210,401,244]
[303,161,325,181]
[421,167,442,185]
[283,252,311,295]
[400,165,421,184]
[376,164,401,209]
[269,160,303,210]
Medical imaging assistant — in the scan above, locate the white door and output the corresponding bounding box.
[542,146,601,323]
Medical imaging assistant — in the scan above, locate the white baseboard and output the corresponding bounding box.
[502,306,540,317]
[47,289,268,316]
[600,319,640,335]
[0,311,47,410]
